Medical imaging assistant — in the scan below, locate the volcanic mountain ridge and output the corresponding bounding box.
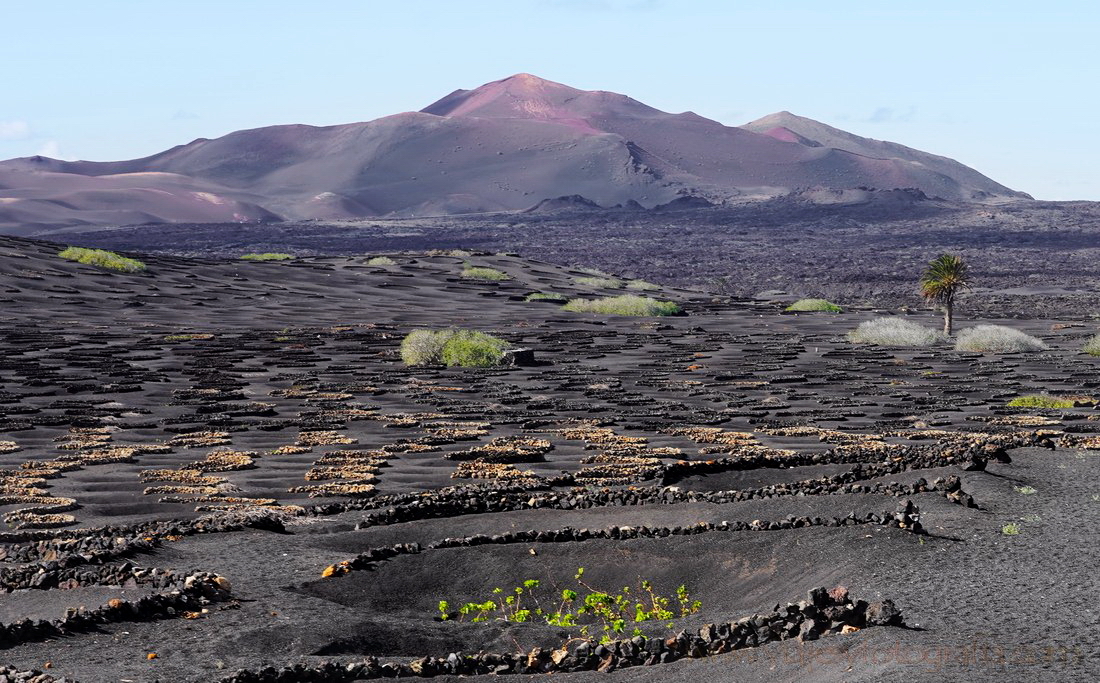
[0,74,1030,233]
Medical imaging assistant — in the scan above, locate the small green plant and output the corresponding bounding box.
[461,265,510,281]
[400,329,508,367]
[438,568,701,643]
[1092,494,1100,502]
[163,333,212,342]
[575,266,615,277]
[526,292,567,302]
[625,279,661,291]
[785,298,842,313]
[1013,485,1038,495]
[1001,522,1021,535]
[240,252,293,261]
[58,247,146,273]
[367,256,396,266]
[575,276,623,289]
[1006,394,1074,409]
[563,295,681,317]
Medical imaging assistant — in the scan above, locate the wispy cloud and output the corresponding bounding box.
[36,140,64,159]
[0,120,31,140]
[173,109,200,120]
[866,106,917,124]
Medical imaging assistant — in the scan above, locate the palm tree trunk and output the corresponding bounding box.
[944,302,954,336]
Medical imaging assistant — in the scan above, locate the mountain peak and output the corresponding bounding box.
[420,73,586,120]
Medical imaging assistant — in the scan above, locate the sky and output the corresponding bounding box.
[1,0,1097,200]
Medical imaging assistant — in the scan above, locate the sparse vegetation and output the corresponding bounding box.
[575,266,615,277]
[847,317,943,347]
[440,330,509,368]
[563,295,681,316]
[954,325,1047,353]
[626,279,661,291]
[461,265,510,281]
[575,276,623,289]
[1083,334,1100,356]
[240,252,293,261]
[525,292,567,302]
[163,334,213,342]
[785,298,842,313]
[58,247,146,273]
[919,253,970,335]
[367,256,396,266]
[1013,485,1038,495]
[400,329,508,367]
[1001,523,1021,536]
[438,567,701,644]
[400,330,453,366]
[1007,394,1074,409]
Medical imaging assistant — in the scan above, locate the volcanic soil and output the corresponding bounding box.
[0,235,1096,682]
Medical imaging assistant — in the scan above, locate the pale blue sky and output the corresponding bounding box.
[2,0,1096,200]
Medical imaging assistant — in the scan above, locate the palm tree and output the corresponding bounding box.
[920,253,970,336]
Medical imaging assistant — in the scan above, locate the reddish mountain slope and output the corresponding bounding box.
[0,74,1029,230]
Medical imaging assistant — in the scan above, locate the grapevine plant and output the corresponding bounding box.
[437,568,702,643]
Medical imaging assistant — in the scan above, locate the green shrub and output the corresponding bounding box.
[954,325,1047,353]
[400,329,508,367]
[785,298,842,313]
[440,330,508,368]
[847,318,943,346]
[1006,394,1074,409]
[625,279,661,291]
[240,252,293,261]
[58,247,146,273]
[526,292,567,302]
[367,256,396,266]
[1002,522,1020,535]
[1083,334,1100,356]
[400,329,453,366]
[563,295,681,316]
[575,276,623,289]
[437,567,701,644]
[461,265,510,281]
[575,266,615,277]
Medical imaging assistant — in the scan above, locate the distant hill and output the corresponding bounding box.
[0,74,1030,232]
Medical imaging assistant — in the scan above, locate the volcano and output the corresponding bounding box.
[0,74,1029,232]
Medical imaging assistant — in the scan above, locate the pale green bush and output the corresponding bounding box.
[240,253,293,261]
[462,266,510,281]
[786,298,842,313]
[955,325,1047,353]
[575,276,623,289]
[848,318,943,347]
[400,329,508,367]
[563,295,680,316]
